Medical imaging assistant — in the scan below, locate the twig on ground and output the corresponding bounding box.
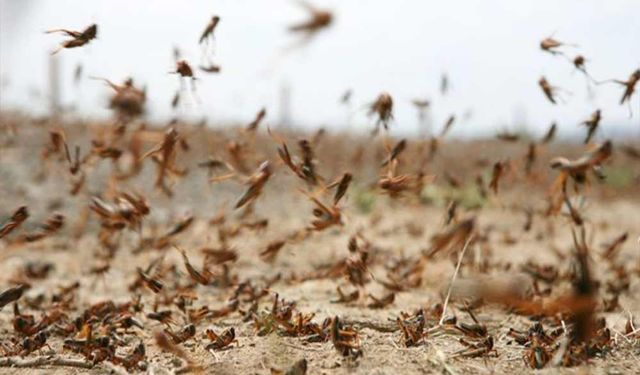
[439,234,475,325]
[281,342,323,352]
[0,355,94,369]
[426,347,458,375]
[624,327,640,338]
[341,318,399,333]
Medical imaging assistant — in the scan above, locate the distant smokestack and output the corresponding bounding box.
[279,82,291,128]
[48,54,61,116]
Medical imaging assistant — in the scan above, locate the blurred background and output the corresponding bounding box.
[1,0,639,138]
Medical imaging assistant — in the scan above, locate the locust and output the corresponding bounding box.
[396,310,426,347]
[171,60,197,92]
[0,285,28,311]
[339,89,352,105]
[549,140,612,194]
[272,134,318,185]
[454,336,496,358]
[135,267,164,293]
[411,99,430,110]
[440,73,449,95]
[378,167,415,196]
[73,63,83,84]
[199,63,221,73]
[298,139,319,185]
[538,76,559,104]
[176,246,213,285]
[367,293,395,309]
[289,1,332,35]
[16,330,50,356]
[148,311,176,326]
[496,131,520,142]
[199,15,221,44]
[597,68,640,111]
[540,122,557,144]
[617,69,640,105]
[18,214,65,243]
[489,161,505,194]
[601,232,628,260]
[141,128,183,196]
[205,327,236,350]
[234,161,272,209]
[173,60,195,79]
[93,77,146,118]
[424,217,475,258]
[444,200,459,225]
[246,108,267,132]
[330,316,362,358]
[0,206,29,239]
[600,68,640,116]
[440,115,456,137]
[304,191,343,231]
[571,55,596,82]
[332,286,359,304]
[201,247,238,265]
[540,36,575,56]
[368,92,394,133]
[164,324,196,344]
[580,109,601,144]
[329,172,352,205]
[46,24,97,54]
[381,139,406,167]
[153,214,194,248]
[260,240,287,263]
[198,157,232,178]
[524,143,537,175]
[112,342,146,371]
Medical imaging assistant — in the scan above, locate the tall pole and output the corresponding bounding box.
[48,53,61,117]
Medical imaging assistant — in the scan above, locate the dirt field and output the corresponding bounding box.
[1,114,640,374]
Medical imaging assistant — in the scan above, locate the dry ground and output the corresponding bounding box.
[1,114,639,374]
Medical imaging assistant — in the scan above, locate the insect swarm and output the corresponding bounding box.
[2,4,640,375]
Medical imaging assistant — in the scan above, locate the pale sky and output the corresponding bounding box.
[1,0,639,137]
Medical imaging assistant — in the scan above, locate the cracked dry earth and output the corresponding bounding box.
[1,118,640,374]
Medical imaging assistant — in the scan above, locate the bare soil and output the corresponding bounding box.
[1,115,639,374]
